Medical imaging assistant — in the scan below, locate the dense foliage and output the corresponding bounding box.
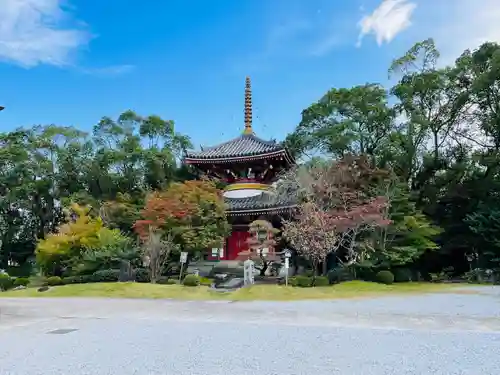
[282,39,500,280]
[2,38,500,284]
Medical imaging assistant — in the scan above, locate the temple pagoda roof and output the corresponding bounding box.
[184,133,293,164]
[184,76,294,166]
[224,191,296,216]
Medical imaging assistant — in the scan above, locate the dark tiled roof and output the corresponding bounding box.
[224,191,296,216]
[185,134,287,162]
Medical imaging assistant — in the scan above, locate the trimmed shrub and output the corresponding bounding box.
[0,274,13,291]
[327,267,353,284]
[312,276,329,287]
[376,270,395,285]
[13,277,30,287]
[304,270,314,277]
[392,268,413,282]
[288,276,298,287]
[134,268,151,283]
[62,275,92,284]
[47,276,63,286]
[92,269,120,282]
[295,275,312,288]
[183,274,200,287]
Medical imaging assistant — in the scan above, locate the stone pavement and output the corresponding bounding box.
[1,286,500,374]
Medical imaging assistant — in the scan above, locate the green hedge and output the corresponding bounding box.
[6,265,33,277]
[288,275,330,287]
[183,274,200,287]
[13,277,30,287]
[376,270,395,285]
[312,276,329,286]
[0,274,13,290]
[134,268,151,283]
[92,269,120,282]
[327,267,353,284]
[392,268,413,282]
[62,275,93,284]
[47,276,63,286]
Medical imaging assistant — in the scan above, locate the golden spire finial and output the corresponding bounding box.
[243,76,253,134]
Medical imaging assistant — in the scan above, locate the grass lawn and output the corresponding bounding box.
[0,281,474,301]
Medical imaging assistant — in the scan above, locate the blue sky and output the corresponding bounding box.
[0,0,499,149]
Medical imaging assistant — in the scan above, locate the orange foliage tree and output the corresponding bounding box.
[133,180,230,256]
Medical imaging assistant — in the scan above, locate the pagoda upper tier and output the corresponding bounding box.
[183,76,297,217]
[184,133,294,165]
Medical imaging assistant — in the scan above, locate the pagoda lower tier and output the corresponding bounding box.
[205,189,296,261]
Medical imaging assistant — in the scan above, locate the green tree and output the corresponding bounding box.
[297,84,394,162]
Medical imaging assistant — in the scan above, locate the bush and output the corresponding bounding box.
[392,268,413,282]
[62,275,93,284]
[156,276,170,284]
[295,275,312,288]
[376,270,395,285]
[134,268,151,283]
[7,264,33,277]
[183,274,200,287]
[304,270,314,277]
[92,269,120,283]
[312,276,329,287]
[328,267,353,284]
[166,278,179,285]
[351,265,376,281]
[287,276,298,287]
[0,274,13,291]
[47,276,63,286]
[13,277,30,287]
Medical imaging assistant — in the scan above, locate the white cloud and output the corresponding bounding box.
[0,0,90,67]
[357,0,417,47]
[356,0,500,64]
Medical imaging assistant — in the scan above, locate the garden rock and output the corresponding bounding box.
[37,286,49,292]
[214,277,244,290]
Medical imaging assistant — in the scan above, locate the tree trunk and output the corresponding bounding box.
[322,260,327,276]
[260,254,268,276]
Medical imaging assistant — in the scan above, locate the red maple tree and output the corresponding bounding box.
[133,180,230,253]
[280,156,391,273]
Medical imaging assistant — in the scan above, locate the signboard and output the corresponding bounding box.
[180,252,188,264]
[243,259,255,286]
[283,249,291,286]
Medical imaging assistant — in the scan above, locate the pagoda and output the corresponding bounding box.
[184,77,296,261]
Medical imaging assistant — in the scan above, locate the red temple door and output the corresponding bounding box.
[226,231,250,260]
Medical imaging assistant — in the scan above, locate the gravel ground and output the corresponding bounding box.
[1,287,500,375]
